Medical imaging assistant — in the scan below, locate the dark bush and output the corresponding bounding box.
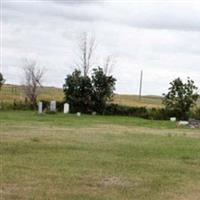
[148,108,182,120]
[0,101,15,110]
[104,104,149,118]
[148,108,168,120]
[190,107,200,120]
[56,101,65,112]
[13,100,31,110]
[0,100,31,110]
[103,104,187,120]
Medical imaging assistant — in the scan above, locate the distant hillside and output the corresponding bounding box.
[0,84,64,102]
[114,94,163,108]
[1,84,199,108]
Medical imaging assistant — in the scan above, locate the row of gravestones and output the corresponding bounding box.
[38,101,69,114]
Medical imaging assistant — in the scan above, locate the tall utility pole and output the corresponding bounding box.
[139,70,143,100]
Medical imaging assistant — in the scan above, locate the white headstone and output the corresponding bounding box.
[77,112,81,117]
[38,102,43,114]
[92,112,96,116]
[170,117,176,122]
[64,103,69,114]
[50,100,56,112]
[178,121,189,126]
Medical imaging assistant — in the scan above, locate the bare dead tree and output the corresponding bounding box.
[103,55,116,76]
[22,60,45,108]
[77,32,96,76]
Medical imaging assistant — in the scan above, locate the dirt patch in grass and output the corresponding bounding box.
[172,184,200,200]
[99,176,132,188]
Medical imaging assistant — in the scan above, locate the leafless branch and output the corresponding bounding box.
[77,32,96,76]
[103,55,116,76]
[22,59,45,108]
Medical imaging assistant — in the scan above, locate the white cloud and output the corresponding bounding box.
[1,0,200,95]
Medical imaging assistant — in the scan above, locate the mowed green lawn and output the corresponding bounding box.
[0,111,200,200]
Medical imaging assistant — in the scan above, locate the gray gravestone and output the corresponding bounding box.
[38,102,43,114]
[50,100,56,112]
[64,103,69,114]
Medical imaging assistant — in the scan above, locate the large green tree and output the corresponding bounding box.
[163,77,199,120]
[63,67,116,114]
[63,70,93,113]
[0,73,5,90]
[92,67,116,113]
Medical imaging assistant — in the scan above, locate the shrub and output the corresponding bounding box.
[104,104,149,118]
[0,100,31,110]
[104,104,185,120]
[13,100,31,110]
[190,107,200,120]
[148,108,168,120]
[56,101,65,112]
[0,101,14,110]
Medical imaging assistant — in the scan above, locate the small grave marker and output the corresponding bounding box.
[50,100,56,112]
[77,112,81,117]
[64,103,69,114]
[38,102,43,114]
[177,121,189,127]
[92,112,97,116]
[170,117,176,122]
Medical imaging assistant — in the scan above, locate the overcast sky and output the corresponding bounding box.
[1,0,200,95]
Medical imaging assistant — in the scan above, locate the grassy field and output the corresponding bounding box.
[0,111,200,200]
